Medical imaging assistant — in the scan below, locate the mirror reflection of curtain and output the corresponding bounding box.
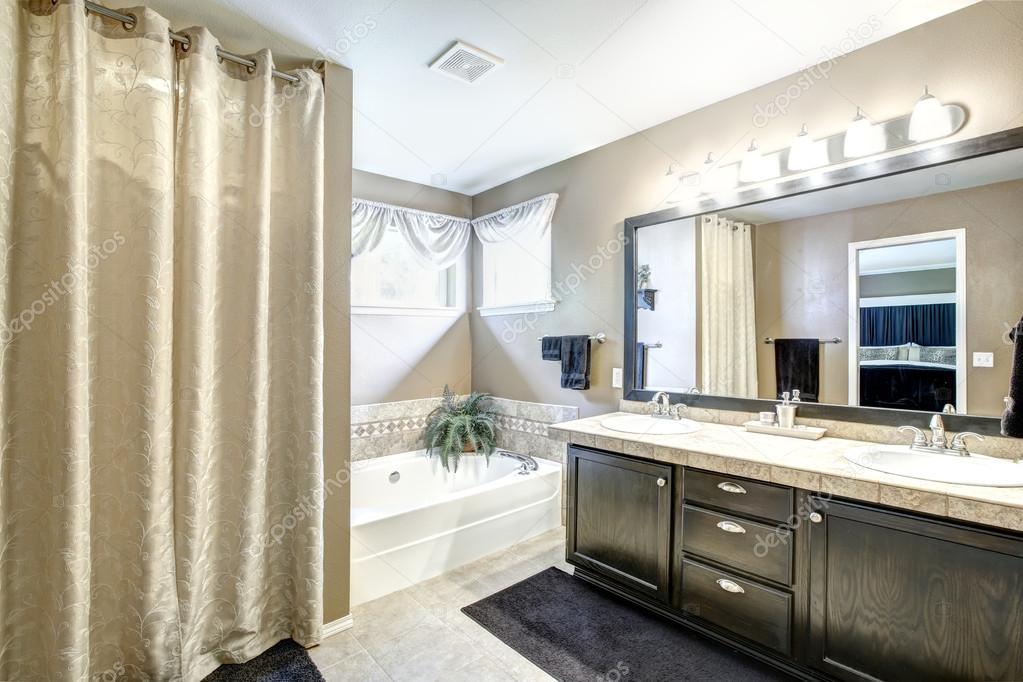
[859,303,956,346]
[700,214,758,397]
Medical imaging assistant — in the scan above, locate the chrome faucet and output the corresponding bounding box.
[898,414,985,456]
[498,450,538,474]
[929,414,947,450]
[649,391,688,420]
[650,391,671,418]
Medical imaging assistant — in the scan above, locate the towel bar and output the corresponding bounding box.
[764,337,842,344]
[537,333,606,344]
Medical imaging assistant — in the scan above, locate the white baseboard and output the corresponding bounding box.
[322,614,353,638]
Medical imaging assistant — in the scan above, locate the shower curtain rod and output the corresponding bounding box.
[84,1,303,83]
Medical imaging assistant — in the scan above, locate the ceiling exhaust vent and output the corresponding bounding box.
[429,41,503,83]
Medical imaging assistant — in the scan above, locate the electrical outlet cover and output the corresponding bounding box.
[973,352,994,368]
[612,367,623,388]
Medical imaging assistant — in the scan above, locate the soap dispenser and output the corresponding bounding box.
[777,391,797,429]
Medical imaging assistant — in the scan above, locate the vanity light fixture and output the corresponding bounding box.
[739,139,774,183]
[908,86,954,142]
[843,107,885,158]
[699,152,738,194]
[787,124,825,171]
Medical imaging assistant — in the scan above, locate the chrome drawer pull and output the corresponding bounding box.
[716,579,745,594]
[717,481,747,495]
[656,477,667,488]
[716,520,746,534]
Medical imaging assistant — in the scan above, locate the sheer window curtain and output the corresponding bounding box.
[700,214,758,398]
[351,198,469,269]
[0,2,324,680]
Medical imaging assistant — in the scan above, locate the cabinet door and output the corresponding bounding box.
[809,499,1023,681]
[567,446,673,602]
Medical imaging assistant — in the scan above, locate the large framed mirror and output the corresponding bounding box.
[624,127,1023,435]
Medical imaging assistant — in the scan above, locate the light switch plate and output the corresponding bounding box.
[612,367,623,388]
[973,352,994,368]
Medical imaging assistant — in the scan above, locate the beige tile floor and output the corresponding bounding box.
[311,528,570,681]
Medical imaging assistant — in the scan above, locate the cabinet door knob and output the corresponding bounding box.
[717,481,747,494]
[716,578,745,594]
[716,520,746,534]
[809,512,823,523]
[656,477,667,487]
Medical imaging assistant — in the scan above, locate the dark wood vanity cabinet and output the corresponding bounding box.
[566,445,1023,682]
[808,498,1023,682]
[566,446,673,602]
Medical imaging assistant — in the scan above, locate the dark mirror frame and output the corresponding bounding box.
[624,126,1023,436]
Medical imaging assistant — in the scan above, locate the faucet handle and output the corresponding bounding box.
[898,425,929,448]
[950,432,984,454]
[671,403,689,419]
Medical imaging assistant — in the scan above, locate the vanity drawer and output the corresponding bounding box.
[682,505,793,585]
[681,558,792,656]
[684,469,793,523]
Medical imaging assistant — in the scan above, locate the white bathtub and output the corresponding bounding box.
[350,449,562,606]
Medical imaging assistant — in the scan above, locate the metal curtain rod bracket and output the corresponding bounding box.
[537,333,607,344]
[764,337,842,344]
[83,1,303,83]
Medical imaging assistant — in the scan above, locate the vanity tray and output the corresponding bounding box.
[743,421,827,440]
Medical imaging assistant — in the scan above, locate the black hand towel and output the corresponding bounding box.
[774,338,820,402]
[560,335,591,390]
[635,342,646,390]
[541,336,562,361]
[1002,317,1023,437]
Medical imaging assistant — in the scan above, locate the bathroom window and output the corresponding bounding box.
[478,229,554,316]
[351,226,461,313]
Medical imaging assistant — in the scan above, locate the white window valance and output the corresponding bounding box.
[472,193,559,244]
[352,198,471,270]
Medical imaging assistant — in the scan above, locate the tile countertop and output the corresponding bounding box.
[548,413,1023,533]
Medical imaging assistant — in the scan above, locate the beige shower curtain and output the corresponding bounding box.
[700,214,758,397]
[0,2,324,680]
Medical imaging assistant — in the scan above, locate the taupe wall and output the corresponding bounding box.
[859,269,956,298]
[469,2,1023,417]
[351,170,473,404]
[753,178,1023,416]
[323,64,354,623]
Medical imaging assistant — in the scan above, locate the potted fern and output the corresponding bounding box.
[424,386,498,472]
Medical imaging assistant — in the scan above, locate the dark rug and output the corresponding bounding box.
[462,567,796,682]
[202,639,324,682]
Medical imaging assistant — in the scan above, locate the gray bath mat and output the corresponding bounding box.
[202,639,324,682]
[462,567,796,681]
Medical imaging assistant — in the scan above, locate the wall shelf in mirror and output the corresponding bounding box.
[624,126,1023,437]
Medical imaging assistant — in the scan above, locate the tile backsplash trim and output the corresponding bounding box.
[619,400,1023,460]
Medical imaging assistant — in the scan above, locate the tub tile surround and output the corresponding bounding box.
[351,395,578,525]
[550,408,1023,532]
[351,396,577,462]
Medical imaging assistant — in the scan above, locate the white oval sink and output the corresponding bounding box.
[600,414,701,436]
[844,445,1023,487]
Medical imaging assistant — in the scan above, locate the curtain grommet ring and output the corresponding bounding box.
[247,65,256,74]
[122,12,137,31]
[216,48,224,64]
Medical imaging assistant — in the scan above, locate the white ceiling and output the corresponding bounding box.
[150,0,979,195]
[859,240,957,275]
